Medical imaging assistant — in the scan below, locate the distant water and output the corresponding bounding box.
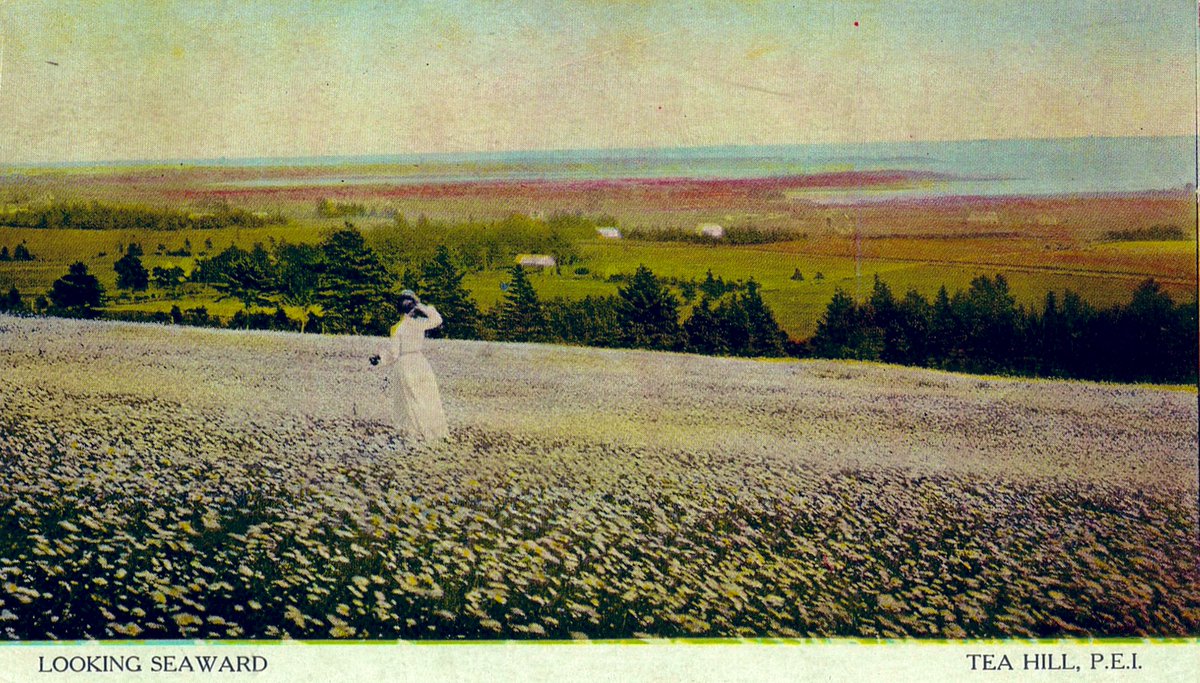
[28,136,1200,200]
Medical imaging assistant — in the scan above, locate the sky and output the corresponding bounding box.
[0,0,1194,163]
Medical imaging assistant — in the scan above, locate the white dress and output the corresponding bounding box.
[380,305,448,441]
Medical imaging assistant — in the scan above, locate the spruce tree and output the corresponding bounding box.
[867,275,904,363]
[929,285,956,364]
[737,279,788,357]
[114,243,149,291]
[616,265,681,351]
[417,246,481,339]
[495,265,547,342]
[811,288,881,360]
[683,297,727,355]
[316,227,394,334]
[898,289,933,367]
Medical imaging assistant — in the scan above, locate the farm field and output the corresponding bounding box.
[1,315,1197,640]
[1,175,1195,338]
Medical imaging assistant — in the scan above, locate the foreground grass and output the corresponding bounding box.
[0,316,1196,640]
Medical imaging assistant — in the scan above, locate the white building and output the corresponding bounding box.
[516,254,557,269]
[697,223,725,239]
[596,227,622,239]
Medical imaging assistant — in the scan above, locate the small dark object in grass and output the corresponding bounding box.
[369,355,380,366]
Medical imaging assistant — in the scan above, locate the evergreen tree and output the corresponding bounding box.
[1035,290,1076,377]
[494,266,547,342]
[956,274,1021,372]
[713,293,750,354]
[737,280,788,357]
[1118,278,1178,382]
[929,286,957,366]
[544,295,622,347]
[273,241,323,309]
[0,246,9,261]
[699,269,727,298]
[616,265,681,351]
[1,286,23,313]
[49,262,105,317]
[114,243,149,291]
[683,297,727,355]
[271,306,294,332]
[316,227,395,334]
[811,289,881,360]
[867,276,905,363]
[13,243,33,261]
[214,253,275,320]
[305,310,324,334]
[229,309,249,330]
[897,289,933,366]
[417,246,481,339]
[170,304,184,325]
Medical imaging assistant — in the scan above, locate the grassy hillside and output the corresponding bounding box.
[0,316,1197,640]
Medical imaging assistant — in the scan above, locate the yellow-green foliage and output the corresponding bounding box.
[2,224,1193,338]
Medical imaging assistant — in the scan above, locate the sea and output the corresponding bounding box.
[22,135,1200,201]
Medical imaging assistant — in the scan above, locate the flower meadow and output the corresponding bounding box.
[0,315,1197,641]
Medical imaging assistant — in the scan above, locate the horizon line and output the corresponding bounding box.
[1,132,1192,170]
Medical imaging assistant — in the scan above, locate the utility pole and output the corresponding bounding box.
[844,212,864,303]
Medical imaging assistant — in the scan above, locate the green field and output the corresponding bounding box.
[5,223,1194,338]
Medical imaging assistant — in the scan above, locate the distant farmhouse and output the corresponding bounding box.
[515,254,557,269]
[596,227,621,239]
[697,223,725,239]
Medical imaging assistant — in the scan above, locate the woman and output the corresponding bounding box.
[371,290,448,441]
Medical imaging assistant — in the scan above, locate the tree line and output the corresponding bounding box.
[1,226,790,356]
[2,226,1195,384]
[0,201,285,231]
[810,274,1197,384]
[1103,224,1185,241]
[623,225,797,245]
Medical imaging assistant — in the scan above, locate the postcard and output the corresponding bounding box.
[0,1,1196,681]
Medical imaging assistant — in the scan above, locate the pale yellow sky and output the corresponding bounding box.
[0,1,1194,163]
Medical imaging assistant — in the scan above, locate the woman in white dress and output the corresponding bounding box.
[372,290,448,441]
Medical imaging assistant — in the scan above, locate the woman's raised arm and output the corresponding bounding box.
[418,304,443,330]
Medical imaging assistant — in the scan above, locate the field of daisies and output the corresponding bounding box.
[1,314,1196,641]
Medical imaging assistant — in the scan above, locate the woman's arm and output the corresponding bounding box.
[418,304,443,330]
